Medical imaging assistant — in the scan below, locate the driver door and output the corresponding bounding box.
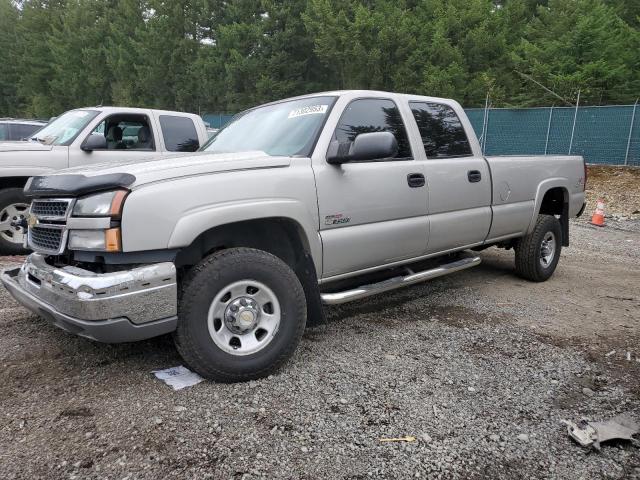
[313,98,429,279]
[69,113,158,167]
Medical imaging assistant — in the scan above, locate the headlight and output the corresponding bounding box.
[69,190,127,252]
[72,190,128,218]
[68,228,121,252]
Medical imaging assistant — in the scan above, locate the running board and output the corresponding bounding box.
[320,256,481,305]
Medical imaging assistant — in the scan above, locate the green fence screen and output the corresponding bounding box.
[202,113,235,129]
[465,104,639,166]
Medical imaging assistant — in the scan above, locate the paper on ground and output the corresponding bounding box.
[153,365,204,390]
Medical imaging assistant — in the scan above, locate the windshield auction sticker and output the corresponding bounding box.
[288,105,328,118]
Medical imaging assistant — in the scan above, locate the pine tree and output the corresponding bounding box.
[0,0,21,115]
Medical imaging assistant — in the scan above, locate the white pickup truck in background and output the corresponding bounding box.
[0,107,209,253]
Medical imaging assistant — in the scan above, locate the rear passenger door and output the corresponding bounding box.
[408,101,492,253]
[314,98,429,278]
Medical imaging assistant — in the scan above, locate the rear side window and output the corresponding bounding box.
[159,115,199,152]
[11,123,42,140]
[334,98,412,159]
[410,102,472,158]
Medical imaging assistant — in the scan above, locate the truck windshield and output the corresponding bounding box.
[201,96,336,157]
[32,109,99,146]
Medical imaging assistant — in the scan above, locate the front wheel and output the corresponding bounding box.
[0,188,30,255]
[175,247,307,382]
[514,214,562,282]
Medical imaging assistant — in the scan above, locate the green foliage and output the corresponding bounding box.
[1,0,639,118]
[514,0,640,105]
[0,0,21,115]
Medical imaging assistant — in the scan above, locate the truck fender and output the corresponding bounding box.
[167,198,323,275]
[527,178,569,234]
[0,167,57,182]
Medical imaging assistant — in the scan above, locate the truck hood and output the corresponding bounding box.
[0,141,53,152]
[46,151,291,187]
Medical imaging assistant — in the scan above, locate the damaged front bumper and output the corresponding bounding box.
[1,254,178,343]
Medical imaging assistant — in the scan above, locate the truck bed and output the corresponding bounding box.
[485,154,585,242]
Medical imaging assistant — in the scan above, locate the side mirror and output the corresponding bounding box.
[327,131,398,165]
[81,134,107,152]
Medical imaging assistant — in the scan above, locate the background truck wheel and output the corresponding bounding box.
[0,188,30,255]
[514,214,562,282]
[175,247,307,383]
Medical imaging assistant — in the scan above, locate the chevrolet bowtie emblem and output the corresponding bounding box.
[27,215,38,228]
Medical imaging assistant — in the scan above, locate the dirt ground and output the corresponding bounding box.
[586,165,640,218]
[0,217,638,479]
[0,165,639,479]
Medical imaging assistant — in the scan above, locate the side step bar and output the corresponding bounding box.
[320,256,481,305]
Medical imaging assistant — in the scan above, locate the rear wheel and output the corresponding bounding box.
[0,188,30,255]
[175,247,307,382]
[514,214,562,282]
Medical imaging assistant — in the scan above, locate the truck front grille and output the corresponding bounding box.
[31,199,72,219]
[29,225,65,254]
[28,198,73,254]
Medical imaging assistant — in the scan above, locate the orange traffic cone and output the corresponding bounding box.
[590,198,605,226]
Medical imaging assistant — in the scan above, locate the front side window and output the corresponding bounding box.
[89,115,154,150]
[32,109,99,146]
[334,98,412,159]
[0,123,7,141]
[201,96,336,157]
[160,116,199,152]
[410,102,472,158]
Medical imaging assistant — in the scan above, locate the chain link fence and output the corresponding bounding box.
[204,102,640,166]
[466,103,639,166]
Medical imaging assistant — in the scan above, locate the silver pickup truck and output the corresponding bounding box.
[0,107,208,253]
[2,90,586,382]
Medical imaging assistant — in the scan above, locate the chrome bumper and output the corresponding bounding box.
[1,254,178,343]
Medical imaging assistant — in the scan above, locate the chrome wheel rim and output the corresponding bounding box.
[207,280,281,356]
[539,232,556,268]
[0,203,29,244]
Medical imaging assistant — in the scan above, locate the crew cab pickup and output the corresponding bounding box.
[1,91,586,382]
[0,107,208,253]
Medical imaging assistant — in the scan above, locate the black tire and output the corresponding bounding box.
[0,188,30,255]
[514,214,562,282]
[175,247,307,383]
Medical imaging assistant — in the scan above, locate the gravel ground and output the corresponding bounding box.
[0,220,639,479]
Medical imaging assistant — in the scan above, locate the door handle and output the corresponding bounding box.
[467,170,482,183]
[407,173,425,188]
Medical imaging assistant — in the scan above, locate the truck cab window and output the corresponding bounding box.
[159,116,199,152]
[89,115,155,150]
[410,102,472,158]
[12,124,42,141]
[334,99,412,159]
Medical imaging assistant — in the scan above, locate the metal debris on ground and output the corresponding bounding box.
[152,365,204,391]
[562,414,640,450]
[378,436,416,443]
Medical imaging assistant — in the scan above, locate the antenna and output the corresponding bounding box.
[515,71,574,106]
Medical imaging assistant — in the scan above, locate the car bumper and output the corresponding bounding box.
[1,254,178,343]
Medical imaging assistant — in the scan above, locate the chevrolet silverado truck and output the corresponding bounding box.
[1,90,586,382]
[0,107,208,253]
